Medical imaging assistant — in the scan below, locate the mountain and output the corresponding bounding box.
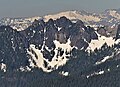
[1,9,120,31]
[43,9,120,28]
[0,10,120,87]
[0,16,41,31]
[43,10,101,23]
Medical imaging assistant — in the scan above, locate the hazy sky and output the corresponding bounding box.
[0,0,120,18]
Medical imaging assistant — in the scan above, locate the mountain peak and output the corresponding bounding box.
[1,9,120,31]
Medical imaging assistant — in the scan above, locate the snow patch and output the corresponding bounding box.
[107,68,110,72]
[47,38,73,69]
[28,58,35,68]
[27,38,74,73]
[115,39,120,44]
[87,70,105,78]
[0,63,6,72]
[27,44,49,72]
[95,56,110,65]
[58,27,62,31]
[19,66,31,72]
[59,71,69,76]
[95,52,114,65]
[117,65,119,68]
[87,32,114,51]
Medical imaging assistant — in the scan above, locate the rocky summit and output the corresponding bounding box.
[0,16,120,87]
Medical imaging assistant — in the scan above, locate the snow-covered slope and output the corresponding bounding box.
[0,16,41,31]
[87,31,115,51]
[44,11,101,23]
[43,9,120,28]
[1,9,120,31]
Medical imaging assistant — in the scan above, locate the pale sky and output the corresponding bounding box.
[0,0,120,18]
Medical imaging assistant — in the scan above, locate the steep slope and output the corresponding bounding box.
[1,9,120,31]
[0,17,98,72]
[0,16,120,87]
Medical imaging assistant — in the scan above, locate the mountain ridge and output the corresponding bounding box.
[0,16,120,73]
[0,10,120,87]
[1,9,120,31]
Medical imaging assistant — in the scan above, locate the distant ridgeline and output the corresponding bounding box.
[0,16,120,87]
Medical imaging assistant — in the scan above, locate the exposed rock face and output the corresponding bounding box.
[0,16,120,74]
[1,16,120,87]
[97,27,108,37]
[115,25,120,40]
[0,17,99,72]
